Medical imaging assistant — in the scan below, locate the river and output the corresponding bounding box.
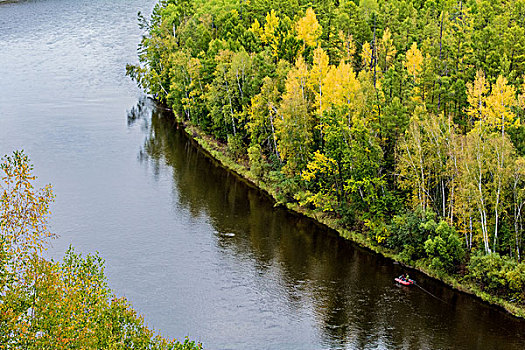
[1,0,525,349]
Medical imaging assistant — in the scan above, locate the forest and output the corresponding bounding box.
[128,0,525,313]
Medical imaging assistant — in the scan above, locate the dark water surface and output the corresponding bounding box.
[1,1,525,349]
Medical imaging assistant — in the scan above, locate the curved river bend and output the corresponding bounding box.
[1,1,525,349]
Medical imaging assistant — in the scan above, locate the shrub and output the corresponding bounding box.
[248,144,265,178]
[424,221,465,273]
[226,133,244,159]
[385,209,437,261]
[467,252,525,302]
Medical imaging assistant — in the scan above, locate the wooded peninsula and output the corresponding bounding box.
[128,0,525,317]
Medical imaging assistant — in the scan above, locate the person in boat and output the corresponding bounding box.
[397,274,410,282]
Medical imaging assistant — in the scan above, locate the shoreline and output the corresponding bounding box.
[166,107,525,320]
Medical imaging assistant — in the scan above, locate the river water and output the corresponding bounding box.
[1,0,525,349]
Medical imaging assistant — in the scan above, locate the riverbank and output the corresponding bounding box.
[169,110,525,320]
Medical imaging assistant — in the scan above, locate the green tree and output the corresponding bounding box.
[276,56,314,175]
[0,151,55,278]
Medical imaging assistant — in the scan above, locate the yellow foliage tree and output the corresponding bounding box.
[309,46,330,116]
[467,72,518,133]
[297,150,339,212]
[262,10,279,44]
[296,8,322,49]
[484,75,518,134]
[323,62,361,114]
[250,10,280,57]
[249,19,264,38]
[405,42,423,80]
[466,70,489,124]
[360,42,373,71]
[378,28,397,73]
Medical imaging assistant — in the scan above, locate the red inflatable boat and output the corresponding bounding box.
[395,276,415,286]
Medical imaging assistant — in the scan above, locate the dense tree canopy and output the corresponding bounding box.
[129,0,525,307]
